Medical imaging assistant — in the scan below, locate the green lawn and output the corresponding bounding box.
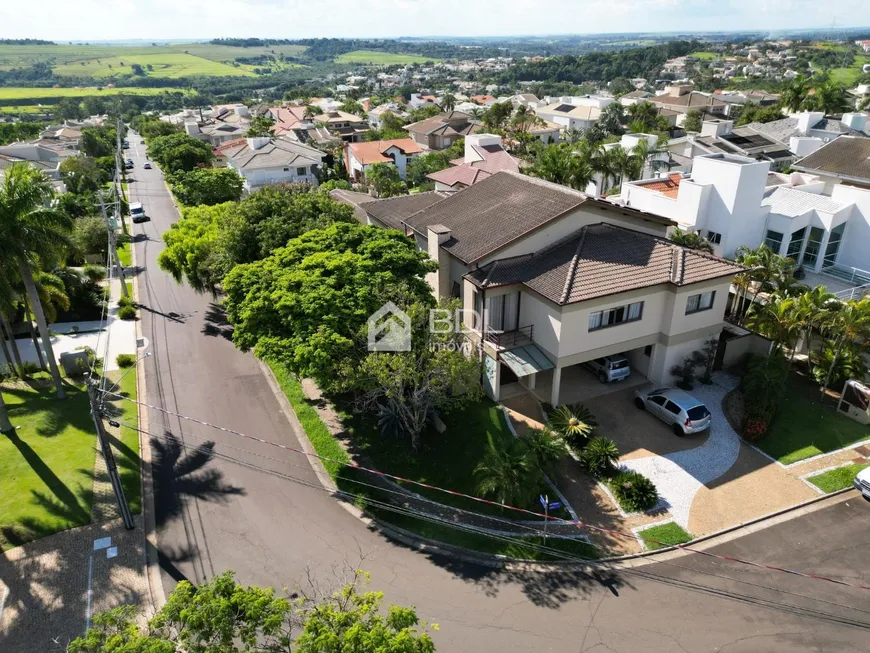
[53,52,254,78]
[807,463,869,493]
[828,56,870,86]
[0,376,95,550]
[117,242,131,268]
[102,368,141,513]
[753,376,870,465]
[638,522,692,551]
[335,50,440,65]
[689,51,718,60]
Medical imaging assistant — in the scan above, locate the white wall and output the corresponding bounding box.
[233,164,318,189]
[517,290,561,360]
[831,185,870,271]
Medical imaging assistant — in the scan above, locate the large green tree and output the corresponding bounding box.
[68,570,436,653]
[168,168,245,206]
[366,162,407,198]
[147,132,214,172]
[60,155,107,195]
[223,222,435,391]
[0,163,73,398]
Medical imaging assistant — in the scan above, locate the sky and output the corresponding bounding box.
[2,0,869,41]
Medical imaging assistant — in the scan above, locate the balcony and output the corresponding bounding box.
[483,325,534,350]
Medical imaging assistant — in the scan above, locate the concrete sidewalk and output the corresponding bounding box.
[0,517,149,652]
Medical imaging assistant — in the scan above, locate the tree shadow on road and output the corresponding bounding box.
[150,433,245,528]
[201,302,234,341]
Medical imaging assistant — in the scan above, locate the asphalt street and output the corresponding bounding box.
[126,132,870,652]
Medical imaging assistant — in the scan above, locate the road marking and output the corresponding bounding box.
[85,554,94,631]
[93,536,112,551]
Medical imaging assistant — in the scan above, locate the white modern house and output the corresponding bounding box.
[344,138,423,181]
[222,136,324,191]
[620,145,870,286]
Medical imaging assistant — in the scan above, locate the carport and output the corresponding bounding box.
[530,363,648,406]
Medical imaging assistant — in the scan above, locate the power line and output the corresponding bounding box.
[120,418,870,626]
[100,387,870,592]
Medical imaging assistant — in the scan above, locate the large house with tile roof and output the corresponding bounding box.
[337,169,742,404]
[344,138,423,181]
[403,111,481,150]
[221,136,324,191]
[427,134,523,192]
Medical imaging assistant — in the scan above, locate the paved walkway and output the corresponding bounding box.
[619,373,742,528]
[0,278,137,373]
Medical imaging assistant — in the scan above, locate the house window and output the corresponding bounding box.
[822,223,846,269]
[706,231,722,245]
[801,227,825,267]
[786,227,806,260]
[686,290,716,314]
[764,230,784,253]
[472,290,482,330]
[296,167,307,176]
[485,292,519,332]
[283,167,290,172]
[588,301,644,331]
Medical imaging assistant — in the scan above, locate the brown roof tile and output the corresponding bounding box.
[793,136,870,182]
[347,138,424,165]
[360,191,448,230]
[468,223,743,305]
[637,173,684,198]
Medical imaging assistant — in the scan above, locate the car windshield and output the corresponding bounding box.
[609,360,629,370]
[687,406,710,421]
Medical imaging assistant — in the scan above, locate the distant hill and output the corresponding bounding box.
[0,39,54,46]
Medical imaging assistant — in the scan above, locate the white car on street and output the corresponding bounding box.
[854,467,870,499]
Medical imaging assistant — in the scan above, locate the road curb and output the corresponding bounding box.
[129,143,168,613]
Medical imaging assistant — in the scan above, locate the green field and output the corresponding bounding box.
[335,50,440,65]
[0,87,176,102]
[828,55,870,86]
[689,51,718,61]
[53,52,253,78]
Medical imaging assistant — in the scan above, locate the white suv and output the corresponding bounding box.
[854,467,870,500]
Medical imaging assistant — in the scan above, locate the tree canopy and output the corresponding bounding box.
[147,132,214,172]
[167,168,245,206]
[223,222,435,391]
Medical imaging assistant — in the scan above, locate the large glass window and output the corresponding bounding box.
[764,230,784,253]
[822,223,846,269]
[485,292,519,332]
[686,290,716,314]
[786,227,806,260]
[801,227,825,267]
[589,301,644,331]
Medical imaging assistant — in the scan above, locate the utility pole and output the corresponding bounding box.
[99,189,129,299]
[116,117,129,235]
[87,382,134,530]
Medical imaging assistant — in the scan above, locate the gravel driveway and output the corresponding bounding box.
[619,372,741,528]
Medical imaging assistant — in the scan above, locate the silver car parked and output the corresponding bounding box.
[585,354,631,383]
[634,387,712,436]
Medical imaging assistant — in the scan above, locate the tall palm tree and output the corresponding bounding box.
[469,107,483,121]
[590,145,621,195]
[793,286,837,364]
[0,163,74,398]
[780,75,810,113]
[746,295,799,352]
[819,298,870,398]
[0,265,22,375]
[525,426,566,476]
[440,94,456,113]
[813,82,852,116]
[475,434,537,509]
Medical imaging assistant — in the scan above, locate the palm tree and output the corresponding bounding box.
[780,75,811,113]
[813,82,852,116]
[0,163,74,398]
[525,144,594,192]
[525,427,566,476]
[819,298,870,398]
[0,265,22,375]
[746,295,799,352]
[792,286,837,364]
[589,145,621,195]
[475,434,537,509]
[440,94,456,113]
[669,226,714,253]
[547,404,597,450]
[579,436,620,478]
[469,107,483,121]
[303,104,318,120]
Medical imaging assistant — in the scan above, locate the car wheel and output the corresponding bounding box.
[634,397,645,410]
[672,423,686,437]
[598,372,608,383]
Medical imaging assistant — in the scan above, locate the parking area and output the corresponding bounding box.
[530,363,649,406]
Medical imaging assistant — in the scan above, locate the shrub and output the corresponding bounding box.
[740,352,788,439]
[17,361,41,376]
[609,470,659,513]
[75,345,102,371]
[117,295,133,308]
[580,436,620,479]
[670,352,701,391]
[83,263,107,282]
[116,353,136,368]
[117,304,137,320]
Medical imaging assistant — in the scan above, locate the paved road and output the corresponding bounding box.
[126,133,870,652]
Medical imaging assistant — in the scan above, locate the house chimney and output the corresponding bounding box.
[247,136,271,150]
[235,105,250,117]
[841,112,868,132]
[796,111,824,135]
[426,225,452,299]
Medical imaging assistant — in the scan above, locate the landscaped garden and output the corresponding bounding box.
[807,463,869,493]
[753,375,869,465]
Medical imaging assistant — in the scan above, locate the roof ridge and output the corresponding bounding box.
[500,169,589,200]
[560,227,587,304]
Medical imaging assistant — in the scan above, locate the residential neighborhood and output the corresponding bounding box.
[2,18,870,653]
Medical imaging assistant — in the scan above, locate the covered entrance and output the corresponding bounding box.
[484,344,555,402]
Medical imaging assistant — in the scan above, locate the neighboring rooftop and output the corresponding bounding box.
[358,191,448,231]
[347,138,424,165]
[761,186,847,217]
[221,137,323,169]
[745,116,867,143]
[537,103,602,120]
[793,136,870,182]
[404,111,480,137]
[634,173,684,198]
[430,141,522,188]
[466,223,744,305]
